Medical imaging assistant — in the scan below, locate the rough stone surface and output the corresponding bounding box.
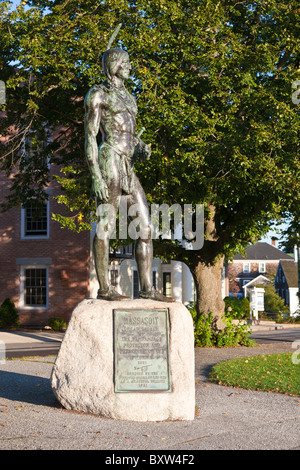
[51,298,195,421]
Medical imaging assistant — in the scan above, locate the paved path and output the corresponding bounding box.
[0,337,299,451]
[0,330,64,358]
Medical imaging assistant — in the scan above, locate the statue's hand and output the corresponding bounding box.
[93,177,109,202]
[138,142,151,162]
[143,144,151,161]
[132,139,151,165]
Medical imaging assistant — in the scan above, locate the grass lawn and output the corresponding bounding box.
[209,352,300,397]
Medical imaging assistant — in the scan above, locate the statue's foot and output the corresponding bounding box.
[138,289,175,303]
[97,288,130,301]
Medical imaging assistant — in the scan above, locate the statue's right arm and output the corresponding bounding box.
[84,88,109,202]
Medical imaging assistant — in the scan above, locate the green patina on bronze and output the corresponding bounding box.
[84,24,173,302]
[113,308,171,392]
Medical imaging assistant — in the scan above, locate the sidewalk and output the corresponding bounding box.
[0,328,299,450]
[0,329,64,344]
[0,320,299,346]
[235,320,300,331]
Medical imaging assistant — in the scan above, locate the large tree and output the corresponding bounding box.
[1,0,300,325]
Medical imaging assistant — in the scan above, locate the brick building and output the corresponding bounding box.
[0,164,199,326]
[0,167,90,326]
[228,241,293,297]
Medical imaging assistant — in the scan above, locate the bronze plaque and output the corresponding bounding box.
[113,308,171,392]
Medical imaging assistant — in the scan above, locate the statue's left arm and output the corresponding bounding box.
[133,134,151,164]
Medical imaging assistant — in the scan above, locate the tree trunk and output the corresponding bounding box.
[190,255,225,330]
[153,202,226,328]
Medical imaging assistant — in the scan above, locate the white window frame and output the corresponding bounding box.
[259,262,266,273]
[152,267,158,291]
[20,265,49,309]
[21,200,50,240]
[109,265,120,290]
[21,129,50,171]
[243,262,251,273]
[163,271,172,298]
[132,268,140,299]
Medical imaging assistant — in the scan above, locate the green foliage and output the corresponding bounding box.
[215,314,255,348]
[188,303,254,348]
[1,0,299,245]
[274,310,300,324]
[1,0,300,318]
[191,310,217,347]
[47,317,66,331]
[0,298,20,329]
[210,353,300,397]
[256,283,289,314]
[224,296,250,319]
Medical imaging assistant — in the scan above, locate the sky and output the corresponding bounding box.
[9,0,25,8]
[260,222,289,246]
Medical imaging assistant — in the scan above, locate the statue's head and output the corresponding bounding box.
[102,47,130,82]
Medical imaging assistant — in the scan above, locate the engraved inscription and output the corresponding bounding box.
[113,309,171,392]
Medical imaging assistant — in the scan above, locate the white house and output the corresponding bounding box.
[89,224,197,304]
[275,260,299,315]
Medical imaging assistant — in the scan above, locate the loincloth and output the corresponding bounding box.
[100,142,135,194]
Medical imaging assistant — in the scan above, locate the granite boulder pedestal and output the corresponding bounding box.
[51,298,195,422]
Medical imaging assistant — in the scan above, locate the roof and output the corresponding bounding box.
[233,242,293,261]
[279,260,299,288]
[243,275,271,288]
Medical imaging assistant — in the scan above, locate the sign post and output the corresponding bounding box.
[250,287,265,321]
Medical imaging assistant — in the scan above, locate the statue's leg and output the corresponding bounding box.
[127,177,153,293]
[93,149,129,300]
[128,175,175,302]
[93,227,110,293]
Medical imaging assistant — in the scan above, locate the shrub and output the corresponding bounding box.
[224,296,250,319]
[0,298,20,329]
[47,317,66,331]
[215,315,255,347]
[188,303,255,348]
[276,310,300,324]
[256,283,289,314]
[192,311,217,347]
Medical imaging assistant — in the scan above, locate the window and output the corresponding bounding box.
[20,266,48,308]
[110,269,119,288]
[259,262,266,273]
[243,262,251,273]
[163,272,172,298]
[133,270,139,299]
[21,130,50,171]
[123,244,133,256]
[110,244,133,258]
[152,270,157,290]
[21,201,49,239]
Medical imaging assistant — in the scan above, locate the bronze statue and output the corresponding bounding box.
[84,25,172,301]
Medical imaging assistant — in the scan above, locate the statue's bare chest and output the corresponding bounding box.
[101,88,137,134]
[104,88,137,118]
